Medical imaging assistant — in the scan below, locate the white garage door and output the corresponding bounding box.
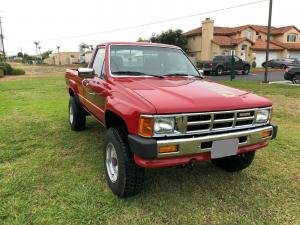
[255,51,280,67]
[288,51,300,60]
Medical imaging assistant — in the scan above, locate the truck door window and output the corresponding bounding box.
[92,48,105,76]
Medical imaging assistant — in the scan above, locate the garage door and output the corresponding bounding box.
[255,51,280,67]
[288,51,300,60]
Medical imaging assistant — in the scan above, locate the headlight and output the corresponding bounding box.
[256,109,270,123]
[154,117,175,134]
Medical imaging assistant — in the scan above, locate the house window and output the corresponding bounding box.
[287,34,297,42]
[257,35,262,39]
[244,30,252,40]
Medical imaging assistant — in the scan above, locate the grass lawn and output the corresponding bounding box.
[0,68,299,225]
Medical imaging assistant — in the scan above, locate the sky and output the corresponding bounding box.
[1,0,300,55]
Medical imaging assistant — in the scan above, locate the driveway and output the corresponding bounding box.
[206,70,286,82]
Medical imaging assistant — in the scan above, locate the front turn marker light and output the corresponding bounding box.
[261,130,272,138]
[159,145,178,153]
[138,116,154,137]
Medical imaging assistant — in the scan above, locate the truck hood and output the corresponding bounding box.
[116,77,271,114]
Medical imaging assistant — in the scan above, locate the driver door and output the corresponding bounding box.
[82,47,107,123]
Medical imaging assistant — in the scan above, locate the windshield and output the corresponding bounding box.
[110,45,199,77]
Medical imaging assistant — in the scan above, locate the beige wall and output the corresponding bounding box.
[46,52,80,65]
[274,28,300,43]
[186,36,202,61]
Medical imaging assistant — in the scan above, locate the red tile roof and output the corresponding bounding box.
[184,25,300,37]
[251,39,284,50]
[211,36,252,46]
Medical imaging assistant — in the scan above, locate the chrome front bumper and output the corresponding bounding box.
[156,125,274,158]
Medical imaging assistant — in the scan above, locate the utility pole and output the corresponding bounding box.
[0,16,6,61]
[263,0,273,83]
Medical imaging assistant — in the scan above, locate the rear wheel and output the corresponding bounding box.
[292,73,300,84]
[104,127,145,198]
[216,66,224,76]
[69,96,86,131]
[212,151,255,172]
[242,65,250,75]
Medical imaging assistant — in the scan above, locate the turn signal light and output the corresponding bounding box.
[138,116,154,137]
[261,130,272,138]
[159,145,178,153]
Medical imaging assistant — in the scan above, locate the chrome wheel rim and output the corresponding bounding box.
[69,105,73,124]
[106,143,118,183]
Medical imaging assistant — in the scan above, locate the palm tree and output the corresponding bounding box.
[33,41,39,56]
[56,46,61,65]
[79,43,89,53]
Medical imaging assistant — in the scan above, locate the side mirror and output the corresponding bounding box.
[198,69,205,78]
[78,68,95,78]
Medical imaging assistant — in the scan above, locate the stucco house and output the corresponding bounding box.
[44,52,80,65]
[184,18,300,67]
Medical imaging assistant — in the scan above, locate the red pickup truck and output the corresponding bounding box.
[65,42,277,197]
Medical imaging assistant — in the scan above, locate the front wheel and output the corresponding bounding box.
[211,151,255,172]
[216,66,224,76]
[104,127,145,198]
[242,65,250,75]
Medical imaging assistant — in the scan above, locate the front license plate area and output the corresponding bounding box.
[211,138,239,159]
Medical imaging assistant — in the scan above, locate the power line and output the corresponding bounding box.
[8,0,267,44]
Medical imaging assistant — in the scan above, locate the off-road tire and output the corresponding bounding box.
[69,96,86,131]
[211,151,255,172]
[104,127,145,198]
[242,65,250,75]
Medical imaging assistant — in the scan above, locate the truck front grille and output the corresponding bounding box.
[185,109,255,134]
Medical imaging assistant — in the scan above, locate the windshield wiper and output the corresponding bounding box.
[112,71,164,78]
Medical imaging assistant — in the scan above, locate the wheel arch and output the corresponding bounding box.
[105,109,128,132]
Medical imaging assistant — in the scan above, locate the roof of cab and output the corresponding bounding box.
[96,42,180,49]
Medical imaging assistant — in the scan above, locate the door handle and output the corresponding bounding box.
[87,91,96,95]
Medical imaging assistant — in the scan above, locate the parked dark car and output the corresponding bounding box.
[197,55,251,75]
[284,66,300,84]
[262,58,300,69]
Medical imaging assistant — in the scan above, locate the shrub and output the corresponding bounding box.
[0,68,4,77]
[11,68,25,75]
[0,62,13,75]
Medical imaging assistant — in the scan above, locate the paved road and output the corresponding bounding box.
[206,70,286,82]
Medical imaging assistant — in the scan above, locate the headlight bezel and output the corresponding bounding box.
[154,117,175,134]
[256,108,271,124]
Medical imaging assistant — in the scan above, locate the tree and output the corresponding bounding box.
[33,41,40,56]
[137,37,149,42]
[41,50,53,60]
[79,43,89,53]
[17,52,23,57]
[150,29,188,51]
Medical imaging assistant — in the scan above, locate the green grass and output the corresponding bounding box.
[0,73,299,225]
